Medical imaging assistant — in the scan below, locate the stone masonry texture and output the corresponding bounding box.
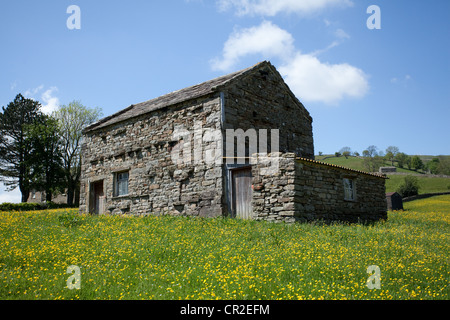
[251,153,387,223]
[79,61,386,222]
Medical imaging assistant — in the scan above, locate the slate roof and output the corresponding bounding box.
[83,61,272,133]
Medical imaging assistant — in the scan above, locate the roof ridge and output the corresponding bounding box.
[211,60,270,90]
[134,61,267,107]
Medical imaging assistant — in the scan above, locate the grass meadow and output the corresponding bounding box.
[0,196,449,300]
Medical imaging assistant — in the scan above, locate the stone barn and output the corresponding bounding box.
[79,61,387,223]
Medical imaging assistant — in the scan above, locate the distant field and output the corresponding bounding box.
[315,154,438,174]
[316,155,450,194]
[315,155,367,172]
[385,175,450,194]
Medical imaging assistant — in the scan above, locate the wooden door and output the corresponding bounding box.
[90,181,104,215]
[232,167,253,219]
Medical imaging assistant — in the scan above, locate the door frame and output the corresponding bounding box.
[226,164,253,218]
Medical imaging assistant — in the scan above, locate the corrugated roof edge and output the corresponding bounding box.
[296,157,389,179]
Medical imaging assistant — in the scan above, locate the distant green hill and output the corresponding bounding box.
[384,175,450,194]
[315,155,450,195]
[315,155,367,172]
[315,155,423,174]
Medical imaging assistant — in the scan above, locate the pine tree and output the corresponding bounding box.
[0,94,43,202]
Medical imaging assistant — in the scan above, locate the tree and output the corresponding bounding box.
[339,147,352,159]
[335,152,341,157]
[384,151,393,165]
[25,115,65,202]
[53,101,102,206]
[397,175,420,198]
[0,94,43,202]
[363,155,384,172]
[426,158,440,174]
[406,155,413,170]
[437,156,450,175]
[366,145,378,157]
[395,152,409,168]
[362,145,382,172]
[411,156,424,171]
[385,146,399,165]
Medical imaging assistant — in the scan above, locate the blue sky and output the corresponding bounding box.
[1,0,449,202]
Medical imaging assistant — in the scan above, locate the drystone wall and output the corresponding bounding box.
[252,153,387,223]
[79,93,224,217]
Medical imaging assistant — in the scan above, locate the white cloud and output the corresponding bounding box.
[0,183,21,204]
[309,28,350,56]
[24,85,60,114]
[211,21,369,105]
[10,81,18,91]
[390,74,412,87]
[24,84,44,97]
[310,40,339,56]
[279,53,369,105]
[40,87,60,114]
[217,0,353,16]
[335,28,350,39]
[211,21,295,71]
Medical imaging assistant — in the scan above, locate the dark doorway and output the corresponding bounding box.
[89,180,104,214]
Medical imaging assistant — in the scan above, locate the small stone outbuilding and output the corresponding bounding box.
[252,154,387,223]
[79,61,387,223]
[379,167,396,173]
[386,192,403,211]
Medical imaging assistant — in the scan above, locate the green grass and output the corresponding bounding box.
[316,155,367,172]
[385,175,450,194]
[316,154,450,168]
[0,197,449,300]
[403,194,450,213]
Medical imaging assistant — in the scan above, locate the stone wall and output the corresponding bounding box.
[223,64,314,159]
[28,190,68,204]
[251,153,298,222]
[402,191,450,202]
[220,64,315,217]
[252,153,387,223]
[79,93,224,217]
